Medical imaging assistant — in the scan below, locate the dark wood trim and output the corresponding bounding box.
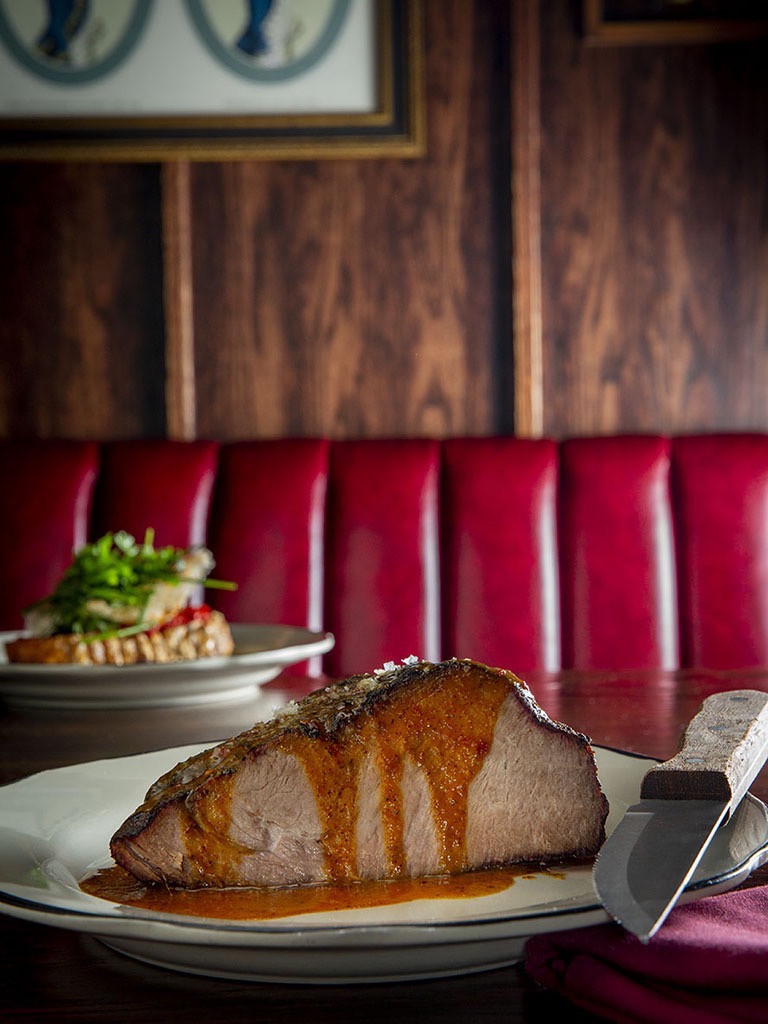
[161,161,197,440]
[511,0,543,437]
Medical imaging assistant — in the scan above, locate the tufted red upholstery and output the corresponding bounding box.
[672,434,768,669]
[559,436,678,671]
[208,439,329,631]
[441,437,560,672]
[0,440,98,629]
[91,440,219,547]
[1,434,766,676]
[323,440,441,677]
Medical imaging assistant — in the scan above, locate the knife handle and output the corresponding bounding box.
[640,689,768,808]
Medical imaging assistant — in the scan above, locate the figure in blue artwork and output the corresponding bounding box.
[36,0,90,61]
[236,0,276,56]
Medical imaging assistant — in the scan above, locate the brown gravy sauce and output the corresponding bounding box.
[153,668,515,886]
[81,864,557,921]
[275,671,513,880]
[103,665,579,906]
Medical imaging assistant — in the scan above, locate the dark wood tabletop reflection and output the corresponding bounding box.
[2,667,768,1024]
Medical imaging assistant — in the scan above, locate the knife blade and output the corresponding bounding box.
[593,689,768,942]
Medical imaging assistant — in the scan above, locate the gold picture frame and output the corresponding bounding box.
[582,0,768,46]
[0,0,424,161]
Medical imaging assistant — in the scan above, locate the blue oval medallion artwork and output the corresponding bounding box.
[186,0,351,82]
[0,0,152,85]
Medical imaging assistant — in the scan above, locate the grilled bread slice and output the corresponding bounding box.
[5,608,234,666]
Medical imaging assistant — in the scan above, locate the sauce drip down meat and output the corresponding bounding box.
[107,659,608,892]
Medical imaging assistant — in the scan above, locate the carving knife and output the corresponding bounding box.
[593,689,768,942]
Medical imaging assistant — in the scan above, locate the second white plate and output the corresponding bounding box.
[0,624,335,708]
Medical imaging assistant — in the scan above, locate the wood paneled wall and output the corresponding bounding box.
[534,0,768,437]
[187,0,511,440]
[0,1,766,443]
[0,163,166,439]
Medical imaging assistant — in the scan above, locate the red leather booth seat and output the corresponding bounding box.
[1,434,766,677]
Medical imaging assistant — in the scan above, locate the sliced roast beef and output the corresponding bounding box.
[110,658,609,888]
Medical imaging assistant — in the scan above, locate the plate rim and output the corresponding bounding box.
[0,743,765,944]
[0,623,335,676]
[0,624,335,708]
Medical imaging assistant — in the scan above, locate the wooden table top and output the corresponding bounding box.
[2,665,767,1023]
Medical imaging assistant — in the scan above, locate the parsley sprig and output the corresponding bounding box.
[26,529,236,637]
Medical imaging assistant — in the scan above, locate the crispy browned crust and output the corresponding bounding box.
[5,610,234,666]
[116,658,606,838]
[110,659,610,890]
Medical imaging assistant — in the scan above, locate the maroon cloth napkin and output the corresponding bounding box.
[524,885,768,1024]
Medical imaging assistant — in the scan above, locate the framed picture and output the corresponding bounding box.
[0,0,424,160]
[582,0,768,46]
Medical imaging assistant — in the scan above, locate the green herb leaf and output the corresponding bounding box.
[25,530,237,636]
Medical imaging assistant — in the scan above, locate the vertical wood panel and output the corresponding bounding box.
[162,162,196,441]
[0,163,165,439]
[538,1,768,436]
[511,0,544,438]
[189,0,510,440]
